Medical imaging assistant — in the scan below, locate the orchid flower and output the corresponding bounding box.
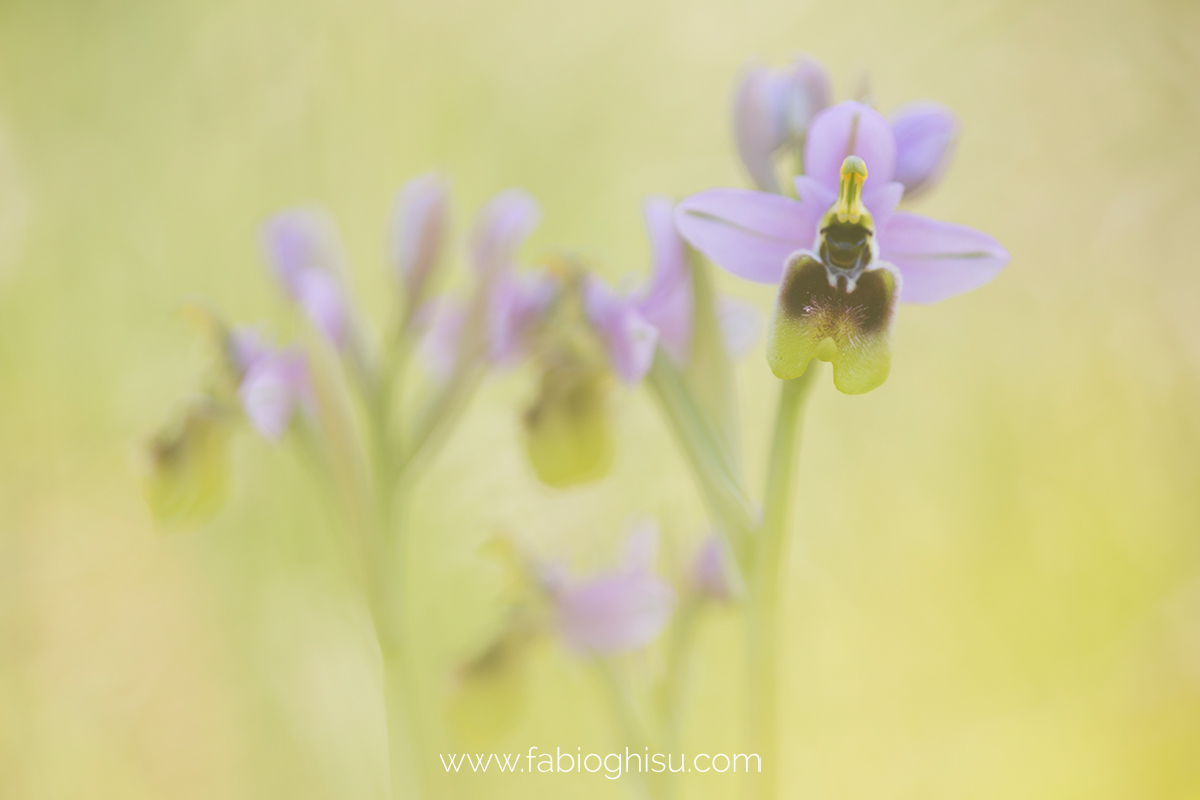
[544,522,676,655]
[676,100,1009,393]
[260,209,352,349]
[230,328,313,441]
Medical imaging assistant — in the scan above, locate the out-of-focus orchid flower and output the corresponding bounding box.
[545,522,676,655]
[389,172,450,308]
[143,398,234,528]
[733,57,832,193]
[230,328,313,442]
[690,535,735,602]
[675,100,1009,393]
[581,195,691,381]
[260,209,352,348]
[417,189,547,379]
[890,102,959,199]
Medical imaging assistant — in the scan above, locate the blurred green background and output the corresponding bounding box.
[2,0,1199,797]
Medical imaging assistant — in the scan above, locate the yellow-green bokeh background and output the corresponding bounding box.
[2,0,1199,797]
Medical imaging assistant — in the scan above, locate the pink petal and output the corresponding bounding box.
[637,195,692,363]
[880,211,1010,304]
[674,189,816,284]
[890,102,959,198]
[583,278,659,384]
[557,572,675,654]
[804,100,898,191]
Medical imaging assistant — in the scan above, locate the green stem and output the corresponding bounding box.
[593,662,663,800]
[746,364,820,800]
[647,353,757,570]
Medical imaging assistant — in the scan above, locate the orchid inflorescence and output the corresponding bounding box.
[142,53,1007,800]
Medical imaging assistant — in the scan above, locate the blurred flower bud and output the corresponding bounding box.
[733,57,832,192]
[522,359,614,488]
[690,535,735,602]
[889,101,959,198]
[260,209,352,347]
[582,277,658,384]
[142,399,234,529]
[470,189,541,278]
[230,328,313,441]
[389,173,450,306]
[548,522,676,655]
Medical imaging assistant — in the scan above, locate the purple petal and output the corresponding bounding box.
[890,102,959,198]
[779,57,833,135]
[733,66,787,193]
[556,571,676,655]
[260,208,342,298]
[488,270,556,366]
[863,181,905,231]
[293,268,350,348]
[804,100,897,191]
[238,348,311,441]
[636,196,692,363]
[390,172,450,296]
[583,278,659,384]
[470,189,541,277]
[879,212,1010,304]
[674,189,817,284]
[797,175,905,232]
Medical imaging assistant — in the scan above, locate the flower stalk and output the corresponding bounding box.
[747,364,821,800]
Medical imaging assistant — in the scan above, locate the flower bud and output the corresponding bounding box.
[733,57,832,193]
[889,102,959,198]
[260,209,351,348]
[470,189,541,278]
[390,173,450,306]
